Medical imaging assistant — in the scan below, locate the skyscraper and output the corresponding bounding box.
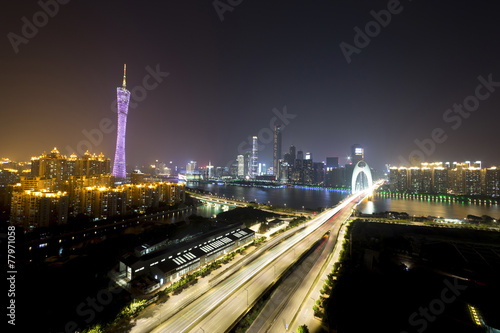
[273,124,282,177]
[112,64,131,181]
[351,144,364,165]
[251,136,258,178]
[237,155,245,178]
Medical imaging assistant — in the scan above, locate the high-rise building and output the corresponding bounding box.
[389,167,409,192]
[313,162,324,185]
[207,161,214,178]
[409,167,422,193]
[112,64,131,181]
[303,159,313,184]
[10,190,69,229]
[237,155,245,178]
[273,124,282,177]
[485,167,499,197]
[326,157,339,171]
[251,136,258,177]
[432,167,448,193]
[464,167,481,195]
[297,150,304,161]
[289,145,296,167]
[351,144,364,164]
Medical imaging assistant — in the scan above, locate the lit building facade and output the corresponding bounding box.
[112,64,131,180]
[251,136,258,178]
[10,190,69,229]
[389,161,498,196]
[485,167,500,197]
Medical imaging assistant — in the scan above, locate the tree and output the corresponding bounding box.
[297,324,310,333]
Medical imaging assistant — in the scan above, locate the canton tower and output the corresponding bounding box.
[112,64,131,180]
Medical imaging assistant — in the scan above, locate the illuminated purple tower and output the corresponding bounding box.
[112,64,131,180]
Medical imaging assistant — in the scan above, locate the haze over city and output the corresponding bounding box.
[2,0,500,170]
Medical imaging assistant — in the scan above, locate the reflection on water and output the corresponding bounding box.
[190,183,500,220]
[190,183,350,211]
[357,196,500,219]
[161,205,224,224]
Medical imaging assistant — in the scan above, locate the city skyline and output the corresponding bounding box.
[2,1,500,170]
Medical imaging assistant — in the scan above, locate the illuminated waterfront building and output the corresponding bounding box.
[432,167,448,193]
[112,64,131,180]
[485,167,500,197]
[10,190,69,229]
[389,167,409,192]
[465,167,482,196]
[390,161,498,197]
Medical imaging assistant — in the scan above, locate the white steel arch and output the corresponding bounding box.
[352,161,373,193]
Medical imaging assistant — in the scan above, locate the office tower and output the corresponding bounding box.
[297,150,304,161]
[207,161,214,178]
[351,144,364,164]
[289,145,296,167]
[305,152,312,160]
[303,158,313,184]
[258,163,267,176]
[112,64,131,181]
[313,162,324,184]
[273,124,282,176]
[237,155,245,178]
[186,161,197,174]
[251,136,258,177]
[326,157,339,171]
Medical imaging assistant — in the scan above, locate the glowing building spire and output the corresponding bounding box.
[123,64,127,88]
[112,64,131,180]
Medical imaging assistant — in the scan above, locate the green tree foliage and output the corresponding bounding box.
[297,324,310,333]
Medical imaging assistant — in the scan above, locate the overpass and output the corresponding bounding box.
[187,192,248,208]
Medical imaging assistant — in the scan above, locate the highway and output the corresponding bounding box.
[126,195,344,333]
[247,202,354,333]
[149,189,372,333]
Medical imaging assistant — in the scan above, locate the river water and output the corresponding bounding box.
[189,183,500,220]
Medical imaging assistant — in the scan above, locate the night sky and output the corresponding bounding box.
[2,0,500,170]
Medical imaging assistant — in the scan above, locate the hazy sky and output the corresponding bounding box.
[2,0,500,170]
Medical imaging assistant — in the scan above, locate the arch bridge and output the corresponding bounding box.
[352,160,373,193]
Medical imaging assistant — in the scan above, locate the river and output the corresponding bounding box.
[189,183,500,220]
